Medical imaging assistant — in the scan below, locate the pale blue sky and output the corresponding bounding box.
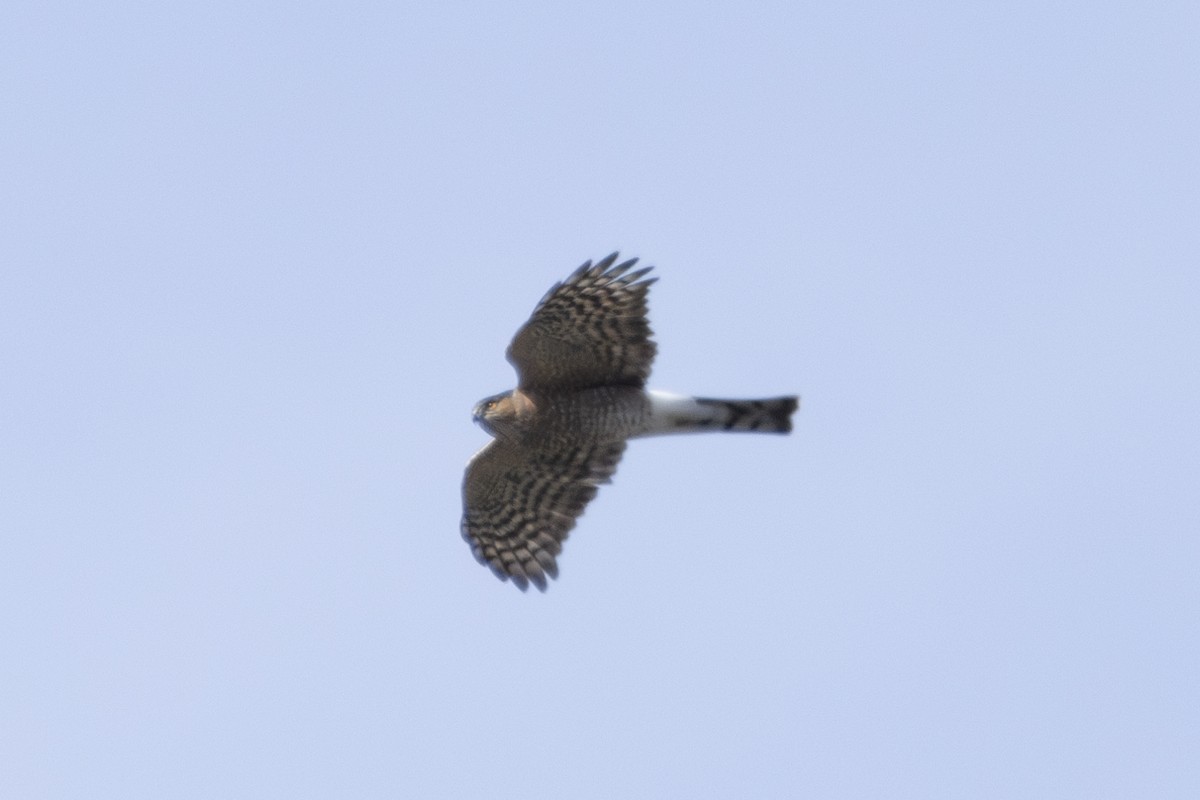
[3,2,1198,798]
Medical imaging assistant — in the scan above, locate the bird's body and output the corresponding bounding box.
[474,386,651,443]
[462,254,798,591]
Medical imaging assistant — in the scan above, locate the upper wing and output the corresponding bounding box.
[461,437,626,591]
[507,253,657,390]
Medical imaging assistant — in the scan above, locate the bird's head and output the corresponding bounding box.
[473,390,534,439]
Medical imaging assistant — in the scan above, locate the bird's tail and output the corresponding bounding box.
[643,391,799,435]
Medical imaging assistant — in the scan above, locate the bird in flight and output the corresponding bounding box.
[462,253,799,591]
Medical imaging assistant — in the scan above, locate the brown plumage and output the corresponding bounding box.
[462,253,799,591]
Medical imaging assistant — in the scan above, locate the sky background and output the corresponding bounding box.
[3,1,1198,798]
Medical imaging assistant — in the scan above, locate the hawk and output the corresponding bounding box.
[462,253,799,591]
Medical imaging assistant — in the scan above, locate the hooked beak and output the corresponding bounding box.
[472,401,491,431]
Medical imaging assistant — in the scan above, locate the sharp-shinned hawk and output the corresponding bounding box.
[462,253,799,591]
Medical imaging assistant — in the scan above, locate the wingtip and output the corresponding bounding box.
[609,256,639,277]
[623,265,655,286]
[595,251,620,270]
[567,253,657,288]
[487,556,553,592]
